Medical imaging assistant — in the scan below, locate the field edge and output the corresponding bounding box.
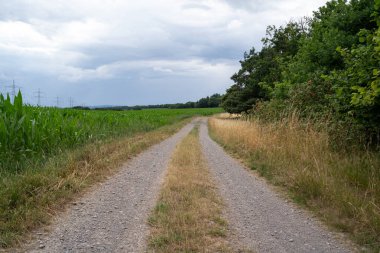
[0,118,192,249]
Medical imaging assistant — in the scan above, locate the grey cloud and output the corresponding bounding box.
[0,0,328,106]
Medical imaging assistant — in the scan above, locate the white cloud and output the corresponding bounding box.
[0,21,52,54]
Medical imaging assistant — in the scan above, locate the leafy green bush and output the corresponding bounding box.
[221,0,380,148]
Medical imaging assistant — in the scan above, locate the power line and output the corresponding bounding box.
[34,89,44,106]
[0,82,85,108]
[0,83,5,95]
[0,82,85,107]
[54,96,61,107]
[69,97,74,108]
[5,80,22,99]
[10,80,16,98]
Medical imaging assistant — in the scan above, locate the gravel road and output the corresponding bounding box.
[20,117,355,253]
[23,121,196,253]
[199,118,353,253]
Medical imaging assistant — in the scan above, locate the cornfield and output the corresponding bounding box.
[0,91,220,172]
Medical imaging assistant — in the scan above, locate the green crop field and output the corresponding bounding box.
[0,92,221,174]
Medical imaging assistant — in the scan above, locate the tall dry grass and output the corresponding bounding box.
[209,116,380,251]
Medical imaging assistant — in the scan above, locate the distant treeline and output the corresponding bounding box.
[221,0,380,146]
[93,93,222,111]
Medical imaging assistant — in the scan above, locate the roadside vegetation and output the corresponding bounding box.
[148,127,230,252]
[0,93,221,248]
[221,0,379,148]
[209,116,380,250]
[214,0,380,250]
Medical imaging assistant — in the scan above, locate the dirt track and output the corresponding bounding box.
[21,118,353,252]
[199,118,352,253]
[22,122,195,253]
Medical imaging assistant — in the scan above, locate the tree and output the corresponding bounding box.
[208,94,222,107]
[286,0,376,84]
[221,85,255,113]
[325,0,380,133]
[221,21,307,114]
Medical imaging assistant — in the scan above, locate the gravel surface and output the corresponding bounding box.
[22,121,196,253]
[19,118,355,253]
[199,118,354,253]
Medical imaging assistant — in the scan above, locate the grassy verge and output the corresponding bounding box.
[0,119,191,249]
[148,126,230,252]
[209,116,380,252]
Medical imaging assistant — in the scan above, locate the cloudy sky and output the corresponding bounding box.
[0,0,327,107]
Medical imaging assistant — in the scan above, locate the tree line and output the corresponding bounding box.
[93,93,222,111]
[221,0,380,146]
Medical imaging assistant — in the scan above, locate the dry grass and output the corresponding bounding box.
[0,119,190,249]
[215,113,242,119]
[209,116,380,251]
[148,126,230,253]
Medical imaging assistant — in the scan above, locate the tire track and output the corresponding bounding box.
[199,118,353,253]
[22,121,196,253]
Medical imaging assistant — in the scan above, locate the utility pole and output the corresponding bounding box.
[34,89,44,106]
[6,80,21,100]
[10,80,15,98]
[0,82,4,95]
[55,96,60,108]
[69,97,74,108]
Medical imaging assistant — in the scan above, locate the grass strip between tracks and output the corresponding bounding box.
[148,125,230,252]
